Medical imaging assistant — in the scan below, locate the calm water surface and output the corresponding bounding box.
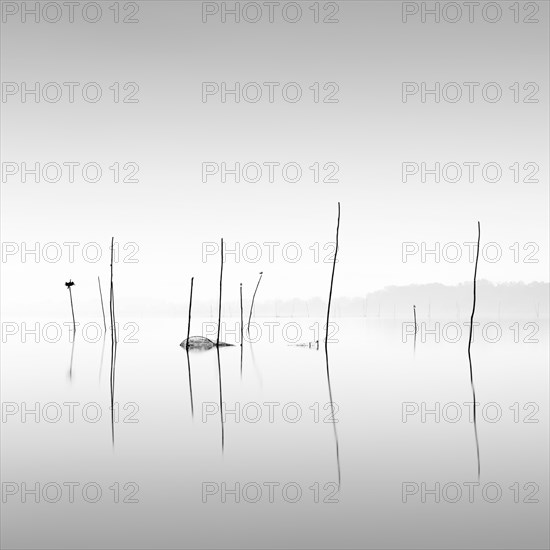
[2,317,548,549]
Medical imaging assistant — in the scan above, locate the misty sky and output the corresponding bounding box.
[1,1,548,315]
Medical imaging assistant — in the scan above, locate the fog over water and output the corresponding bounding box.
[1,1,548,548]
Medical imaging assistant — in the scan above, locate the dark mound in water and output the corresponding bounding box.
[180,336,234,350]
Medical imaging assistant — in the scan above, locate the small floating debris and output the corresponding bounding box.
[289,340,319,349]
[180,336,234,350]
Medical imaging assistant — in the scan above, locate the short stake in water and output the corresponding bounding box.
[65,280,76,336]
[247,272,263,337]
[413,304,417,353]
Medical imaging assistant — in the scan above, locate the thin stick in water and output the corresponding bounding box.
[247,272,263,336]
[217,239,223,347]
[98,276,107,332]
[109,237,118,446]
[240,283,244,378]
[216,346,225,451]
[216,239,224,450]
[186,277,194,417]
[65,280,76,335]
[467,221,481,480]
[186,277,194,349]
[325,202,341,486]
[99,334,106,383]
[325,204,340,351]
[68,336,76,380]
